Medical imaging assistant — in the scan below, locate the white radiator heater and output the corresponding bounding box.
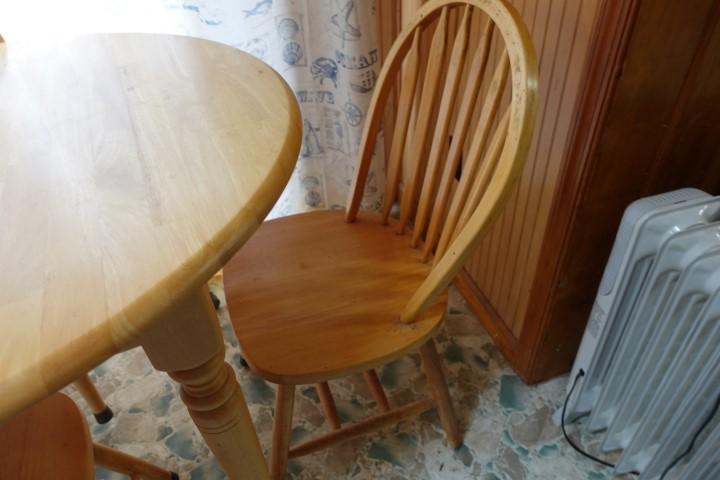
[556,188,720,479]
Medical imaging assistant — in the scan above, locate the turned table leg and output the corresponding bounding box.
[141,286,269,480]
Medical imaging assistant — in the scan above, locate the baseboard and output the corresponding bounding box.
[453,269,530,382]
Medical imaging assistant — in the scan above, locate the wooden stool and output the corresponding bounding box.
[0,393,178,480]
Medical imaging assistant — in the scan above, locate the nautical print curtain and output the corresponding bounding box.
[0,0,385,217]
[162,0,386,218]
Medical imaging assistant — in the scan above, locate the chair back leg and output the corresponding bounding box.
[420,339,462,448]
[271,384,296,480]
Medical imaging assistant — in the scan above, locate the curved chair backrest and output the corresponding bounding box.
[345,0,538,322]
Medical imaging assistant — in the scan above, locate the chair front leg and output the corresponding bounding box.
[420,339,461,448]
[271,384,296,480]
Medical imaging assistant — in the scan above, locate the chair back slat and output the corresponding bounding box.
[447,106,510,256]
[411,5,474,247]
[344,0,538,323]
[420,17,495,260]
[380,31,422,224]
[396,7,450,233]
[433,53,509,260]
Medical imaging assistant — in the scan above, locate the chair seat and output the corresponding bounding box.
[223,210,447,385]
[0,393,93,479]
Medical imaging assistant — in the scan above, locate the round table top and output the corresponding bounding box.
[0,34,301,419]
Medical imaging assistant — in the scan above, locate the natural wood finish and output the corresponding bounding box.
[488,0,600,336]
[142,287,269,479]
[350,0,537,235]
[271,384,295,480]
[455,0,720,383]
[0,33,301,478]
[454,270,521,371]
[0,32,301,420]
[72,374,109,416]
[454,107,511,239]
[288,398,435,459]
[390,0,615,381]
[412,5,474,247]
[517,0,720,381]
[434,54,510,261]
[0,394,94,479]
[225,210,448,385]
[225,1,537,475]
[93,443,175,480]
[381,30,422,223]
[396,7,449,233]
[362,370,390,413]
[315,382,342,430]
[422,18,495,261]
[457,0,604,347]
[386,0,604,380]
[0,393,175,480]
[503,0,641,382]
[376,0,402,168]
[420,339,461,447]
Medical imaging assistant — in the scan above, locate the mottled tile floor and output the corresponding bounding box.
[66,277,623,479]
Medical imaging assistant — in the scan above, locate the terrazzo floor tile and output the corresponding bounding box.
[66,280,629,479]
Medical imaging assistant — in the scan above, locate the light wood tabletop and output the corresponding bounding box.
[0,33,302,478]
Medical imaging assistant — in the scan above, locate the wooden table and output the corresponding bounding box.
[0,33,301,479]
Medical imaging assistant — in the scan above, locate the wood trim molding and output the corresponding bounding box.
[454,270,520,368]
[518,0,642,382]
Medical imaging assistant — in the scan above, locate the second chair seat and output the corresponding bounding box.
[223,209,447,384]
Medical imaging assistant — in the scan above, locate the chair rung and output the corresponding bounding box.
[288,398,435,459]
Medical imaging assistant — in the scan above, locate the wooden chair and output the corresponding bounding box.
[223,0,538,477]
[0,393,178,479]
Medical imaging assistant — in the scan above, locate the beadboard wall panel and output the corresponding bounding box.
[391,0,601,338]
[465,0,601,337]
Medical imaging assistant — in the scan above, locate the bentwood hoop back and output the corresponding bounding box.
[347,0,538,322]
[224,1,537,478]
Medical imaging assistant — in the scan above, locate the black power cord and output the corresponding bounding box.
[658,392,720,480]
[561,369,617,469]
[561,369,720,479]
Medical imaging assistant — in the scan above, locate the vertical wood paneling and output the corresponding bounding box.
[386,0,601,343]
[465,0,601,337]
